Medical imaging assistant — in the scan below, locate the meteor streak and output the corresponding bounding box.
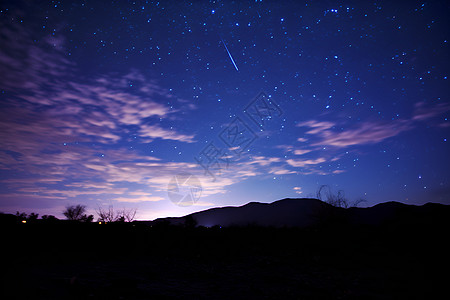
[221,38,239,71]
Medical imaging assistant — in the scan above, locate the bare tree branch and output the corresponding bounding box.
[96,206,137,222]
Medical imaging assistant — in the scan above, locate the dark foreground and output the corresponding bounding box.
[2,220,448,300]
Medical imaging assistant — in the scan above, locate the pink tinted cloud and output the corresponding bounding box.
[296,102,450,149]
[248,156,281,166]
[412,101,450,121]
[139,124,196,143]
[286,157,326,168]
[296,121,335,134]
[293,149,311,155]
[270,168,296,175]
[293,187,303,194]
[297,119,411,148]
[317,120,411,147]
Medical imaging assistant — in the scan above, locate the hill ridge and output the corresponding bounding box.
[151,198,449,228]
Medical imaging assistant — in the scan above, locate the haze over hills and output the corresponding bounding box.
[150,198,450,228]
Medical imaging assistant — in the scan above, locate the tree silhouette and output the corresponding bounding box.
[15,211,27,220]
[28,212,39,221]
[96,206,137,223]
[316,185,366,208]
[80,214,94,222]
[317,185,349,208]
[120,208,137,222]
[63,205,93,222]
[314,185,366,227]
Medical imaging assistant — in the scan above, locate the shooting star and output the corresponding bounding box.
[221,38,239,71]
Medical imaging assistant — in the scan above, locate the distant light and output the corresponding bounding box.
[98,221,102,224]
[211,9,215,14]
[22,220,26,224]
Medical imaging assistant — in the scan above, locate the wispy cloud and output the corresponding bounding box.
[412,101,450,122]
[139,124,196,143]
[277,101,450,176]
[314,120,410,147]
[295,101,449,149]
[293,149,312,155]
[247,156,282,166]
[286,157,326,168]
[297,121,335,135]
[0,21,196,150]
[112,196,165,203]
[270,168,296,175]
[293,187,303,194]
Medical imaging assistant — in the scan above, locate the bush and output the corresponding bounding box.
[63,205,93,222]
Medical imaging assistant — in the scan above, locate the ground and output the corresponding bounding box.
[2,222,446,299]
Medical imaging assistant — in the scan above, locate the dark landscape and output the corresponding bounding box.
[2,198,449,299]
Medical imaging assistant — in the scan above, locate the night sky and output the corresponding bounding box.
[0,0,449,220]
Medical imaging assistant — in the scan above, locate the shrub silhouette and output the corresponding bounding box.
[41,215,59,223]
[63,204,93,222]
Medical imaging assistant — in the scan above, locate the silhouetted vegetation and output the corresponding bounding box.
[316,185,365,208]
[15,211,41,223]
[96,206,137,223]
[1,200,448,299]
[41,214,59,222]
[312,185,366,228]
[63,204,94,222]
[15,211,28,221]
[28,212,39,221]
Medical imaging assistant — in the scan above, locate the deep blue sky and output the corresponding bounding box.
[0,0,449,220]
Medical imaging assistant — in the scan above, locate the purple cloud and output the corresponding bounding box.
[297,100,449,149]
[314,120,411,147]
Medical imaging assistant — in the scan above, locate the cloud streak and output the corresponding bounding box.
[296,100,449,149]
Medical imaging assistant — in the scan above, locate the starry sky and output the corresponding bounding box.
[0,0,449,220]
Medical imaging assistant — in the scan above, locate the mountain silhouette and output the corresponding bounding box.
[151,198,450,228]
